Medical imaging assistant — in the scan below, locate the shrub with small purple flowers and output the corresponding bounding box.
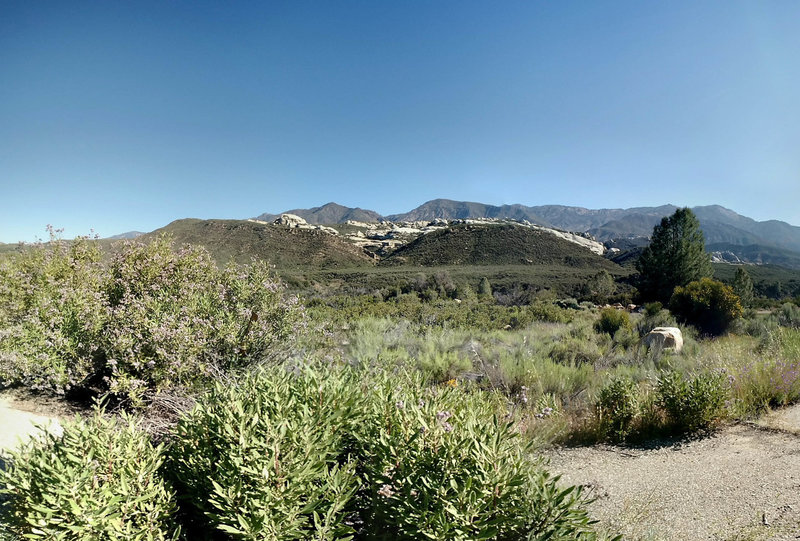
[0,233,303,405]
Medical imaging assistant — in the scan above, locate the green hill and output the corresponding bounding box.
[380,223,621,271]
[146,219,376,269]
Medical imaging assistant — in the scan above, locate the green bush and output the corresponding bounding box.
[167,366,361,540]
[102,237,303,404]
[167,365,601,540]
[594,308,632,336]
[0,411,179,540]
[657,371,729,433]
[775,302,800,329]
[669,278,743,336]
[356,372,598,540]
[0,234,303,405]
[596,376,639,441]
[0,232,105,394]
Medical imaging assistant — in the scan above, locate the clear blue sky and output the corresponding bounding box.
[2,1,800,242]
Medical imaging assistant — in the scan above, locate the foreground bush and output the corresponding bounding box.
[102,237,303,404]
[167,364,600,540]
[0,234,303,405]
[356,375,597,540]
[167,366,361,540]
[0,411,179,540]
[0,232,105,394]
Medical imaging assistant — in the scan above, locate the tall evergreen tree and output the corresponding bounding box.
[636,208,712,303]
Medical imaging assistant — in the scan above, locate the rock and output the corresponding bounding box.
[643,327,684,353]
[274,214,307,227]
[315,225,339,235]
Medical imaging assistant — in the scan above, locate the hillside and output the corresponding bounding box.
[380,223,621,270]
[145,219,376,269]
[382,199,800,256]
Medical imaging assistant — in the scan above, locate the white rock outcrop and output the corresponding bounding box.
[274,214,308,228]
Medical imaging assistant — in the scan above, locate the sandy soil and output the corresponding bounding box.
[546,405,800,541]
[0,390,77,453]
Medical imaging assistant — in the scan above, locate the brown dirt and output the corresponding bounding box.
[546,405,800,540]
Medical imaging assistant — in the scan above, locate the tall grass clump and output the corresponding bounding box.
[0,411,179,540]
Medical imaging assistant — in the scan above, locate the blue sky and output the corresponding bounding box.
[2,1,800,242]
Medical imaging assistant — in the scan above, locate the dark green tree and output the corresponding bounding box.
[478,276,492,299]
[636,208,712,304]
[732,267,754,308]
[582,270,615,304]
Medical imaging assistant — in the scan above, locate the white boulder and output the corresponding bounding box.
[643,327,683,353]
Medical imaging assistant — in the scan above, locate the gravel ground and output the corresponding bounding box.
[546,406,800,541]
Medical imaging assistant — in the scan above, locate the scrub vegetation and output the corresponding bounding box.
[1,216,799,540]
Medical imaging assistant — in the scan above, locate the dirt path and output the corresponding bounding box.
[546,405,800,541]
[0,391,72,453]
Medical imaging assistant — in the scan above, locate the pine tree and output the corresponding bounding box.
[636,208,712,304]
[732,267,754,308]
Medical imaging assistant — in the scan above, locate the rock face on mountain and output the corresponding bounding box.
[275,214,307,227]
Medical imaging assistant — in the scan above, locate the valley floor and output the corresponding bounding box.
[546,405,800,541]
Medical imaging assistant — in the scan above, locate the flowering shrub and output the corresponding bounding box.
[101,237,303,404]
[0,233,303,405]
[0,411,179,540]
[0,229,105,394]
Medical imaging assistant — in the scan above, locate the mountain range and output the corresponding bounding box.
[254,199,800,259]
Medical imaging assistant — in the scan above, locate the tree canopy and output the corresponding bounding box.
[636,208,712,304]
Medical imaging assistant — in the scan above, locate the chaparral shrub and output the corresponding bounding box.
[657,371,729,433]
[0,230,106,394]
[0,411,179,540]
[355,373,599,540]
[0,233,304,406]
[593,308,632,337]
[101,236,303,405]
[166,364,602,540]
[669,278,743,336]
[167,365,362,540]
[596,376,639,442]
